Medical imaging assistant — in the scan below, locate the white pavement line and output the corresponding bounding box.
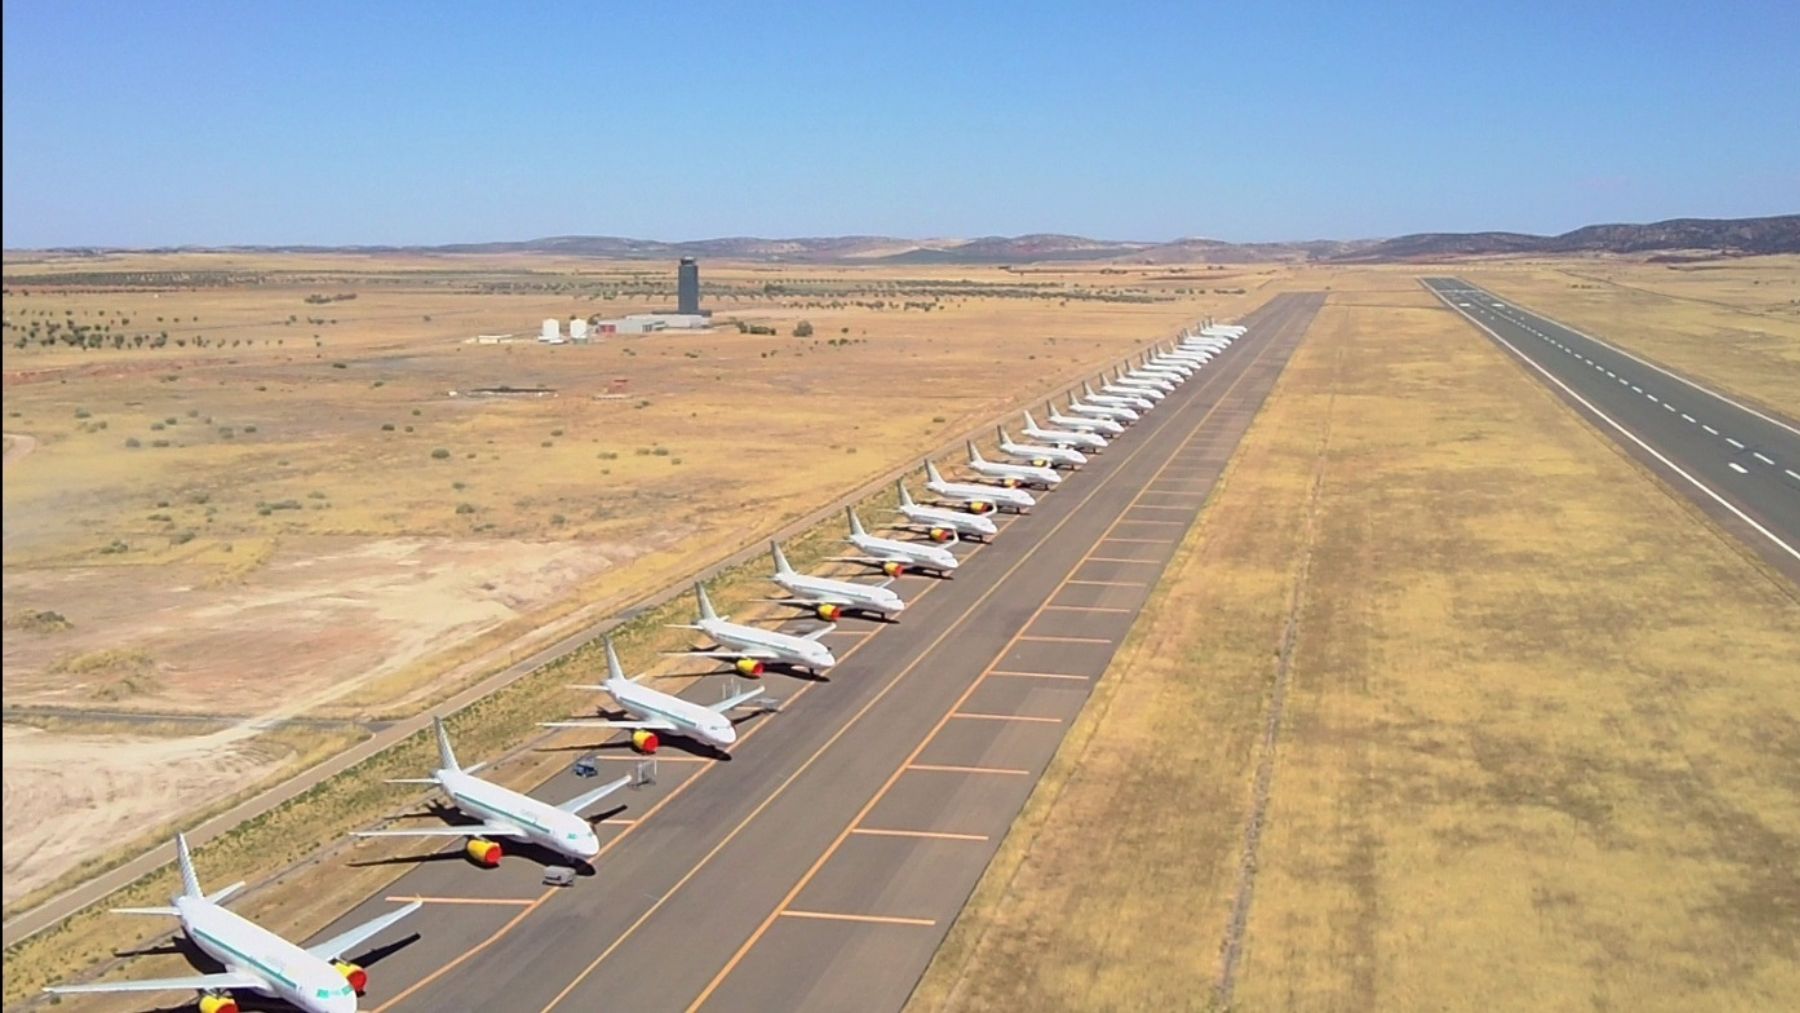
[1664,403,1677,412]
[1647,394,1659,402]
[1704,425,1720,435]
[1787,469,1800,482]
[1682,414,1696,423]
[1754,452,1776,466]
[1632,386,1643,393]
[1728,437,1746,449]
[1730,462,1750,474]
[1428,285,1800,564]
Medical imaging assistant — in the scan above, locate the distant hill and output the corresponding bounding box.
[1341,215,1800,261]
[10,214,1795,264]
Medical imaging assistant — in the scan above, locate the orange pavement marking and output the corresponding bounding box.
[851,828,989,842]
[906,762,1032,775]
[780,910,935,927]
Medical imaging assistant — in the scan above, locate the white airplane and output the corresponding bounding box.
[1112,366,1175,393]
[843,507,960,574]
[1022,409,1109,451]
[1044,404,1123,435]
[1139,354,1195,377]
[924,459,1036,513]
[1201,324,1246,337]
[767,539,907,617]
[1063,395,1137,424]
[895,478,999,541]
[966,439,1061,488]
[1083,380,1154,411]
[543,636,765,752]
[356,717,629,865]
[1158,347,1213,365]
[46,833,419,1013]
[999,424,1090,465]
[669,582,838,675]
[1101,373,1165,402]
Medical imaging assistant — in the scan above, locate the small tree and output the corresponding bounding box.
[792,320,814,338]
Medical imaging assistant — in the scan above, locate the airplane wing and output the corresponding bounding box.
[765,593,858,608]
[305,899,423,962]
[47,972,265,995]
[541,718,676,731]
[556,773,633,816]
[708,686,765,713]
[353,822,527,839]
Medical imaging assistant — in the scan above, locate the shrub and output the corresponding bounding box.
[455,502,476,515]
[431,448,450,460]
[243,425,257,433]
[793,320,814,337]
[172,530,197,545]
[74,408,91,419]
[151,439,171,448]
[550,429,564,437]
[124,437,141,448]
[381,423,395,431]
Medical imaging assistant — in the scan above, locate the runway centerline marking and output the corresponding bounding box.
[950,712,1064,724]
[1753,452,1776,466]
[780,910,936,928]
[906,762,1033,775]
[1730,462,1749,474]
[851,827,989,842]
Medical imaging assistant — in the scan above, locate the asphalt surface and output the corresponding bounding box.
[84,292,1322,1013]
[1424,278,1800,583]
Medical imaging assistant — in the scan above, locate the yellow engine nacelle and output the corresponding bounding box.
[199,996,239,1013]
[928,527,954,543]
[881,560,906,578]
[466,838,503,867]
[631,729,661,754]
[1002,477,1022,488]
[968,501,993,514]
[815,603,842,621]
[734,657,765,678]
[334,961,369,995]
[1031,458,1050,468]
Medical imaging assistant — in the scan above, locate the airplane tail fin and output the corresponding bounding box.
[997,425,1010,445]
[696,582,719,622]
[1023,409,1039,429]
[771,540,795,575]
[896,479,915,508]
[925,459,944,484]
[966,440,984,464]
[175,833,202,900]
[604,636,635,685]
[845,508,866,538]
[433,716,461,773]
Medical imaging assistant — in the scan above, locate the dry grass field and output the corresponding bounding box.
[911,272,1800,1011]
[1,255,1257,919]
[1460,255,1800,418]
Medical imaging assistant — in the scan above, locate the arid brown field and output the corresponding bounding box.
[911,270,1800,1012]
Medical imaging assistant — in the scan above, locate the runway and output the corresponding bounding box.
[293,293,1326,1013]
[1424,278,1800,583]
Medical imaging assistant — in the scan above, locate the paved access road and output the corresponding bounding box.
[1425,278,1800,583]
[279,293,1326,1013]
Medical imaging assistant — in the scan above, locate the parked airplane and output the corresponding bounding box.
[543,636,764,752]
[669,582,838,675]
[843,507,960,574]
[1083,381,1154,411]
[356,717,630,865]
[924,459,1036,513]
[47,834,419,1013]
[1064,395,1138,424]
[1139,354,1194,377]
[1022,409,1108,451]
[1100,373,1165,402]
[895,478,999,541]
[999,424,1090,466]
[966,439,1061,488]
[1044,404,1125,435]
[767,539,907,616]
[1112,366,1175,393]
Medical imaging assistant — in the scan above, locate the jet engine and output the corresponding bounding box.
[1002,477,1022,488]
[630,729,660,754]
[199,995,239,1013]
[334,961,369,994]
[968,501,993,514]
[734,658,765,678]
[928,527,954,543]
[815,603,843,621]
[881,561,907,578]
[1031,458,1050,468]
[466,839,503,867]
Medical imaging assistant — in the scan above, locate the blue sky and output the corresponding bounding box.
[4,1,1796,246]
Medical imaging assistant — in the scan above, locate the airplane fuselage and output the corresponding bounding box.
[702,617,837,670]
[899,503,998,538]
[852,532,959,571]
[610,677,737,746]
[777,570,907,614]
[969,458,1061,487]
[1023,425,1106,450]
[1068,401,1137,423]
[1000,438,1088,465]
[438,768,600,860]
[179,898,358,1013]
[928,478,1036,511]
